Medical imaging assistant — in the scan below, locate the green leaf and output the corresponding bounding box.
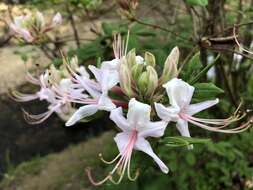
[101,22,114,36]
[162,136,211,148]
[193,83,224,101]
[181,52,202,82]
[186,153,196,166]
[189,54,220,84]
[131,23,157,37]
[186,0,208,6]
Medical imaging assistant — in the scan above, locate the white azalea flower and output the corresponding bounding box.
[10,15,34,42]
[11,71,87,124]
[65,59,122,126]
[87,98,168,186]
[9,11,62,43]
[155,78,249,137]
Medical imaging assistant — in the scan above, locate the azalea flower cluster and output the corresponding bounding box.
[9,11,62,43]
[12,34,251,185]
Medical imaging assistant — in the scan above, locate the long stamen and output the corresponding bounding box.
[180,113,251,133]
[25,72,40,85]
[187,115,241,127]
[86,131,138,186]
[113,33,128,59]
[9,91,38,102]
[110,154,129,185]
[86,154,126,186]
[86,167,112,186]
[99,153,121,164]
[23,109,53,124]
[124,30,130,56]
[22,103,61,124]
[187,102,245,126]
[189,118,251,133]
[127,151,139,181]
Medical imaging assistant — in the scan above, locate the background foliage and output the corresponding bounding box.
[1,0,253,189]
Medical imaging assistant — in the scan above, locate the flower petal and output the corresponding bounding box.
[138,121,168,138]
[154,103,180,122]
[127,98,151,127]
[134,137,169,174]
[185,98,219,116]
[114,132,131,154]
[176,119,191,137]
[75,74,101,98]
[77,66,90,78]
[89,65,119,93]
[101,69,119,93]
[135,55,144,64]
[59,79,73,92]
[65,105,98,126]
[89,65,102,83]
[110,107,131,132]
[176,119,193,149]
[98,94,116,111]
[101,58,119,70]
[163,78,194,109]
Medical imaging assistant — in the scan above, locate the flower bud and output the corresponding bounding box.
[119,60,135,97]
[35,11,45,28]
[52,12,62,26]
[49,64,61,83]
[159,46,179,85]
[146,66,158,96]
[20,29,34,42]
[137,71,148,95]
[70,55,78,68]
[118,0,139,11]
[144,51,156,67]
[131,63,144,81]
[126,48,136,68]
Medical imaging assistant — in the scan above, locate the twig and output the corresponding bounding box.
[218,60,238,107]
[210,21,253,38]
[206,46,253,60]
[40,45,55,60]
[233,25,253,55]
[236,0,243,24]
[130,17,193,43]
[66,3,80,48]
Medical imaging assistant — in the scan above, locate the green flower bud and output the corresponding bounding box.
[131,63,144,81]
[146,66,158,96]
[145,51,156,67]
[159,46,179,85]
[119,60,135,97]
[126,48,136,68]
[137,71,148,95]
